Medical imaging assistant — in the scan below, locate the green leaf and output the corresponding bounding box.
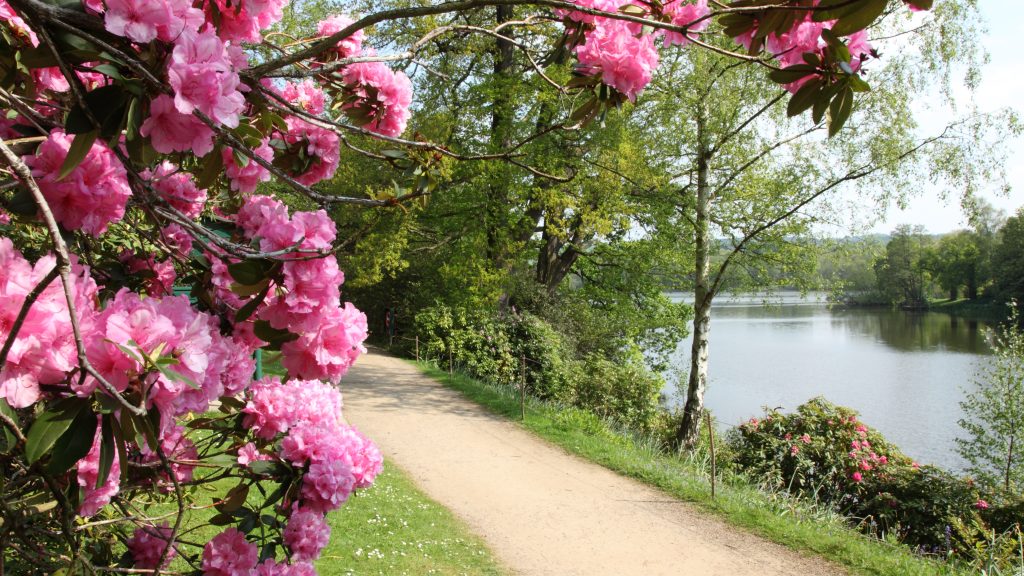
[228,259,278,286]
[217,483,250,513]
[253,320,298,351]
[25,397,90,465]
[829,0,887,37]
[91,63,122,81]
[57,130,98,181]
[235,282,271,323]
[768,64,817,86]
[0,398,17,454]
[96,413,116,488]
[45,405,97,475]
[827,86,854,137]
[231,148,250,169]
[6,187,36,216]
[786,78,824,118]
[196,147,224,190]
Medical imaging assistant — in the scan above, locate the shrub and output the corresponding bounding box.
[728,398,993,552]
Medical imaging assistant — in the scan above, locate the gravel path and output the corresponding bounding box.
[341,350,846,576]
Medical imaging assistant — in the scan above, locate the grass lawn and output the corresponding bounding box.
[317,462,504,576]
[409,359,974,576]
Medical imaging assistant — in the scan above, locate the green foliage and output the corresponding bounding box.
[874,225,935,307]
[410,303,666,432]
[957,302,1024,493]
[992,208,1024,306]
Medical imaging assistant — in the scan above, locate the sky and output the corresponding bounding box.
[866,0,1023,234]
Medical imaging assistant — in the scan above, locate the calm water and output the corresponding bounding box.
[664,293,996,471]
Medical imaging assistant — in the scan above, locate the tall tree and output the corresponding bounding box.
[627,7,1011,446]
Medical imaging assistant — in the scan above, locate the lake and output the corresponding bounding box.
[664,293,996,472]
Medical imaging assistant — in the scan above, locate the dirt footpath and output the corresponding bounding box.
[341,350,846,576]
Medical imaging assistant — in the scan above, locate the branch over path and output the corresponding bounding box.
[341,350,846,576]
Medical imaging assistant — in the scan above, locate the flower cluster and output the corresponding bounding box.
[228,195,368,381]
[340,59,414,137]
[24,130,132,236]
[0,239,98,408]
[196,378,382,568]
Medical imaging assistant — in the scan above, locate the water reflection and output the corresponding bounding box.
[665,294,995,471]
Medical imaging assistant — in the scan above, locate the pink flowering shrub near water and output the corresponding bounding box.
[729,398,993,553]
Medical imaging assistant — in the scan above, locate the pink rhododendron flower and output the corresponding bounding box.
[144,161,207,218]
[223,139,274,193]
[281,79,327,115]
[283,505,330,560]
[128,523,176,569]
[204,0,288,43]
[77,422,121,516]
[24,129,131,236]
[243,377,344,439]
[799,433,811,444]
[237,442,270,466]
[557,0,625,25]
[300,459,355,512]
[851,472,863,483]
[33,67,69,92]
[121,252,176,296]
[168,27,246,128]
[0,241,98,407]
[575,18,658,102]
[202,528,258,576]
[975,499,989,510]
[0,0,38,45]
[281,303,368,382]
[161,223,194,257]
[316,14,364,58]
[104,0,202,43]
[790,445,799,455]
[278,116,340,186]
[662,0,710,47]
[140,94,217,156]
[341,60,413,137]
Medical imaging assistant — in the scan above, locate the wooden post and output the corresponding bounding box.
[706,411,716,499]
[520,355,526,421]
[415,335,419,362]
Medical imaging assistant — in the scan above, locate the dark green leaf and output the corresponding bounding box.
[46,405,97,475]
[25,397,90,465]
[829,0,887,37]
[57,130,98,181]
[91,63,122,81]
[786,78,824,117]
[235,282,271,323]
[0,398,17,454]
[768,64,817,85]
[227,259,277,286]
[6,187,36,217]
[253,320,299,351]
[828,86,854,137]
[196,147,224,190]
[96,413,116,488]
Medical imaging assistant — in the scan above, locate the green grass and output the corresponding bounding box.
[410,359,974,576]
[930,297,1009,322]
[316,462,505,576]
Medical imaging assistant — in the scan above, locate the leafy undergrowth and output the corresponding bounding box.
[409,360,974,576]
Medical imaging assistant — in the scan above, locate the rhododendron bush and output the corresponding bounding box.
[0,0,928,571]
